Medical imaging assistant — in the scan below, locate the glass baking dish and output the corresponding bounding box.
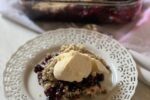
[20,0,143,24]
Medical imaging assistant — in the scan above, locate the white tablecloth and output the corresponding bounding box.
[0,15,150,100]
[0,15,37,100]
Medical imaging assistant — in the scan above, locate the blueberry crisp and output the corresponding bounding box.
[34,44,110,100]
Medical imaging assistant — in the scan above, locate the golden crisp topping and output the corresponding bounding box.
[60,44,85,53]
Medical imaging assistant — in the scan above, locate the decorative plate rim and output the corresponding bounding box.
[3,28,138,100]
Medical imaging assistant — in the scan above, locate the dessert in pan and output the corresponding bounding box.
[34,44,110,100]
[21,0,142,23]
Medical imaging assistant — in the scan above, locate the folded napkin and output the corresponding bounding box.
[119,8,150,86]
[0,0,44,33]
[0,0,150,86]
[120,8,150,56]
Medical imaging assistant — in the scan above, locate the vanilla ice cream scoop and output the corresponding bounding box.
[53,51,92,82]
[91,58,109,74]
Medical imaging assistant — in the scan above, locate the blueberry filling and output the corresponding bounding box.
[44,74,104,100]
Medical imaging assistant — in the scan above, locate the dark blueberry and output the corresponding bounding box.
[37,72,43,85]
[37,72,42,79]
[93,78,100,84]
[44,81,65,100]
[96,74,104,82]
[44,87,54,96]
[68,82,79,92]
[45,55,52,62]
[41,61,46,65]
[81,75,94,87]
[34,64,44,73]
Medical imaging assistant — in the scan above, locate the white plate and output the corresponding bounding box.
[3,28,137,100]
